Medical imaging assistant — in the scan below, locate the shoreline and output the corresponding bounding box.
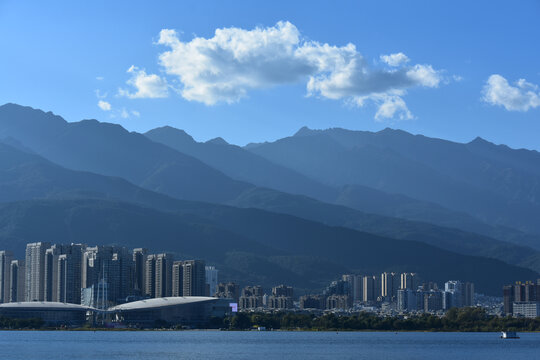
[1,328,539,333]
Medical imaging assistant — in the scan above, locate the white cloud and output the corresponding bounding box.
[97,100,112,111]
[131,110,140,117]
[119,66,169,99]
[95,89,108,99]
[482,74,540,111]
[96,76,104,81]
[380,52,409,67]
[374,94,413,121]
[152,21,445,119]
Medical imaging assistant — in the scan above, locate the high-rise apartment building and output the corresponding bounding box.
[25,242,51,301]
[400,273,416,290]
[182,260,206,296]
[363,276,375,302]
[503,285,514,315]
[444,280,475,309]
[57,244,84,304]
[82,246,132,305]
[342,274,363,303]
[145,254,156,298]
[9,260,25,302]
[172,261,184,297]
[144,253,174,298]
[132,248,147,296]
[44,244,84,303]
[381,272,399,300]
[0,251,13,303]
[205,266,218,297]
[463,282,474,306]
[397,289,415,311]
[155,253,174,298]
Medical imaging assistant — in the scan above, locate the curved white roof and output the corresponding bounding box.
[0,301,92,310]
[109,296,218,311]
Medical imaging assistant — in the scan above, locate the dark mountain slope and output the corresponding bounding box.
[0,198,536,295]
[230,187,540,271]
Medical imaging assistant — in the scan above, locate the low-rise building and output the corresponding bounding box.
[513,301,540,318]
[109,296,231,328]
[0,302,91,327]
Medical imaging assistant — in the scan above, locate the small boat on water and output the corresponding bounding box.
[500,331,519,339]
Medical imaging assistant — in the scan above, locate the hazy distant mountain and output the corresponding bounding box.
[4,137,538,267]
[0,138,538,294]
[0,103,250,203]
[247,127,540,237]
[0,198,536,295]
[2,103,540,294]
[145,126,336,201]
[146,125,540,249]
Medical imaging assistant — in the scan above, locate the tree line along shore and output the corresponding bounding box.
[1,308,540,331]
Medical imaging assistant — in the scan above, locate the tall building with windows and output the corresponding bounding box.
[81,246,132,306]
[205,266,218,297]
[0,251,13,303]
[342,274,363,303]
[44,245,63,302]
[57,244,84,304]
[144,253,174,298]
[363,276,375,302]
[145,254,156,298]
[381,272,399,300]
[25,242,51,301]
[9,260,25,302]
[503,285,514,315]
[182,260,206,296]
[172,261,184,297]
[154,253,174,298]
[463,282,474,306]
[132,248,147,296]
[400,273,416,290]
[397,289,417,311]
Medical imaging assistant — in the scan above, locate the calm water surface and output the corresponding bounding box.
[0,331,538,359]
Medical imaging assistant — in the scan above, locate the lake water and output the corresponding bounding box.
[0,331,538,359]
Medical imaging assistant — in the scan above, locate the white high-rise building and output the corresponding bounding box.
[25,242,51,301]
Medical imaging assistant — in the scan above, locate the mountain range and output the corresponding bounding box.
[0,103,538,295]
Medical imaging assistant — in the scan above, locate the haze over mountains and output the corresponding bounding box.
[1,103,539,295]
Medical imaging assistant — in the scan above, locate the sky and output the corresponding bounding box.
[1,0,539,149]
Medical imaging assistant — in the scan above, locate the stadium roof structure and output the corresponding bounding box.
[108,296,218,311]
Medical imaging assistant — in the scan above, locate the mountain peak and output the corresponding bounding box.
[206,137,229,145]
[470,136,489,145]
[145,126,195,144]
[293,126,315,137]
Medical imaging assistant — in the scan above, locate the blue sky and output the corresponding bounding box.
[1,0,539,149]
